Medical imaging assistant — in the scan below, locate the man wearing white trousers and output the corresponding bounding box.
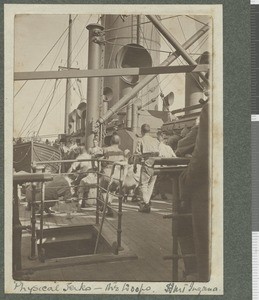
[135,124,159,213]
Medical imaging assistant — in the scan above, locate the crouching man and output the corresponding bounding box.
[26,173,73,215]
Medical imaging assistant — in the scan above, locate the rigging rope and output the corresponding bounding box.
[74,78,84,101]
[30,79,78,131]
[20,34,90,136]
[103,15,180,33]
[24,14,91,135]
[21,14,94,135]
[152,20,210,92]
[19,31,69,137]
[190,34,209,54]
[71,37,89,66]
[67,15,92,64]
[36,79,59,136]
[107,30,119,68]
[177,16,187,42]
[185,15,210,26]
[106,40,171,54]
[72,79,83,100]
[20,79,63,136]
[14,15,78,99]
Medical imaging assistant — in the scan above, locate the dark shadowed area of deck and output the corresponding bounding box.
[19,196,180,281]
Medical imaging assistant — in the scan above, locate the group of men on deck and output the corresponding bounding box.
[23,102,209,281]
[64,123,177,216]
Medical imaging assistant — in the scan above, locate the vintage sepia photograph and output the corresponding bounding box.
[5,4,223,295]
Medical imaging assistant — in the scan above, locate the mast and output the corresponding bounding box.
[64,14,73,134]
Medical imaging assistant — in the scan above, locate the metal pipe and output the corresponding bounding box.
[170,103,204,114]
[38,182,45,262]
[13,183,22,272]
[127,105,133,129]
[96,160,100,225]
[94,163,116,254]
[29,183,38,260]
[98,24,209,124]
[171,175,180,281]
[117,166,124,251]
[64,14,73,134]
[131,103,138,133]
[13,173,53,184]
[122,85,133,128]
[85,23,104,150]
[14,64,209,81]
[146,15,209,87]
[136,15,140,45]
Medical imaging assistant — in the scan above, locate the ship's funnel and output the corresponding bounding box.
[116,44,152,85]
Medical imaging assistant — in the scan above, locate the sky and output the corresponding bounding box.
[13,14,210,138]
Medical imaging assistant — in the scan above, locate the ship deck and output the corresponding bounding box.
[19,194,180,282]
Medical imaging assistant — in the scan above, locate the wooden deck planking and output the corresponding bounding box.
[19,196,176,281]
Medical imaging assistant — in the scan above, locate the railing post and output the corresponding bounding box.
[13,183,22,272]
[117,165,124,251]
[94,163,116,254]
[96,159,100,225]
[32,165,46,261]
[171,175,180,281]
[29,182,38,260]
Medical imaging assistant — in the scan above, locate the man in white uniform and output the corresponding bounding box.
[135,124,160,213]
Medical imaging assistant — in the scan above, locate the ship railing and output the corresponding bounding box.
[13,173,53,275]
[31,157,126,256]
[152,157,192,281]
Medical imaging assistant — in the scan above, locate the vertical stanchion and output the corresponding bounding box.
[29,182,38,260]
[171,175,179,281]
[117,165,124,251]
[13,183,22,272]
[96,160,100,225]
[32,164,45,261]
[39,181,45,261]
[94,164,115,254]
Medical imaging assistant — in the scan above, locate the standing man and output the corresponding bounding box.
[135,124,160,213]
[89,138,103,157]
[89,138,104,169]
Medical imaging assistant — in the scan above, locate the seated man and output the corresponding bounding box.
[175,118,200,157]
[122,156,141,203]
[157,131,176,158]
[78,171,97,208]
[153,131,177,200]
[68,147,92,205]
